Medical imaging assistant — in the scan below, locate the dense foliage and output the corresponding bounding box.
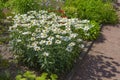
[9,10,100,74]
[63,0,118,24]
[0,0,4,18]
[5,0,41,14]
[16,71,58,80]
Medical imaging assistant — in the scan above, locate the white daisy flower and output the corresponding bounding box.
[79,44,85,48]
[39,40,46,45]
[34,46,41,51]
[22,32,31,35]
[66,46,73,52]
[31,37,36,41]
[41,33,48,38]
[47,36,54,41]
[43,52,49,57]
[32,33,36,36]
[68,42,76,47]
[46,40,52,45]
[77,39,83,42]
[70,33,78,38]
[55,40,61,44]
[16,39,21,42]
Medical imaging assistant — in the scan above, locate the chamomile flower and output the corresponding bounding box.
[32,33,36,36]
[34,46,41,51]
[46,40,52,45]
[16,39,21,42]
[43,52,49,57]
[66,46,73,52]
[47,36,54,41]
[40,33,48,38]
[56,35,61,39]
[31,42,37,47]
[79,44,85,48]
[70,33,78,38]
[31,37,36,41]
[36,28,41,32]
[68,42,76,47]
[39,40,46,45]
[55,40,61,44]
[77,39,83,42]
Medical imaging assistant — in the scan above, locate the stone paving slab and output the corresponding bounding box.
[70,25,120,80]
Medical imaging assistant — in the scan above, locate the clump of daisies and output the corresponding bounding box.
[9,10,99,73]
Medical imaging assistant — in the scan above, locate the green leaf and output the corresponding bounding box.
[15,75,22,80]
[35,73,48,80]
[23,71,33,77]
[50,74,58,80]
[20,78,27,80]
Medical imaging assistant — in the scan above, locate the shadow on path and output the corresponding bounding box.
[72,54,120,80]
[94,32,106,44]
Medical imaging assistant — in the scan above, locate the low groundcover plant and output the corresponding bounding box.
[9,10,99,74]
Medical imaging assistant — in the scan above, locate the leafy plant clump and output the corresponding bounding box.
[0,70,11,80]
[63,0,118,24]
[9,10,100,74]
[5,0,41,14]
[0,0,5,19]
[16,71,58,80]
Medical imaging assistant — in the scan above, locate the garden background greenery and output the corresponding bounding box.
[0,0,118,80]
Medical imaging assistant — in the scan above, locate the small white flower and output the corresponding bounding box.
[22,32,31,35]
[39,40,46,45]
[46,40,52,45]
[32,42,37,47]
[55,40,61,44]
[34,46,41,51]
[36,28,41,32]
[43,52,49,57]
[83,26,90,31]
[68,42,76,47]
[47,36,54,41]
[70,33,78,38]
[79,44,85,48]
[80,20,90,23]
[61,36,70,41]
[77,39,83,42]
[16,39,21,42]
[41,33,48,38]
[56,35,61,39]
[32,33,36,36]
[66,46,73,52]
[31,37,36,41]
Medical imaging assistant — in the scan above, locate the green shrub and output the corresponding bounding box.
[63,0,118,24]
[0,0,4,19]
[9,10,99,74]
[63,6,77,18]
[6,0,41,14]
[74,20,100,40]
[15,71,58,80]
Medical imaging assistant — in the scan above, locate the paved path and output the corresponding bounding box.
[71,25,120,80]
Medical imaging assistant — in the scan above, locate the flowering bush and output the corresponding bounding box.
[9,10,99,74]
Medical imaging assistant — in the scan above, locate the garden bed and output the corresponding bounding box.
[0,38,94,80]
[0,9,112,80]
[0,0,118,80]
